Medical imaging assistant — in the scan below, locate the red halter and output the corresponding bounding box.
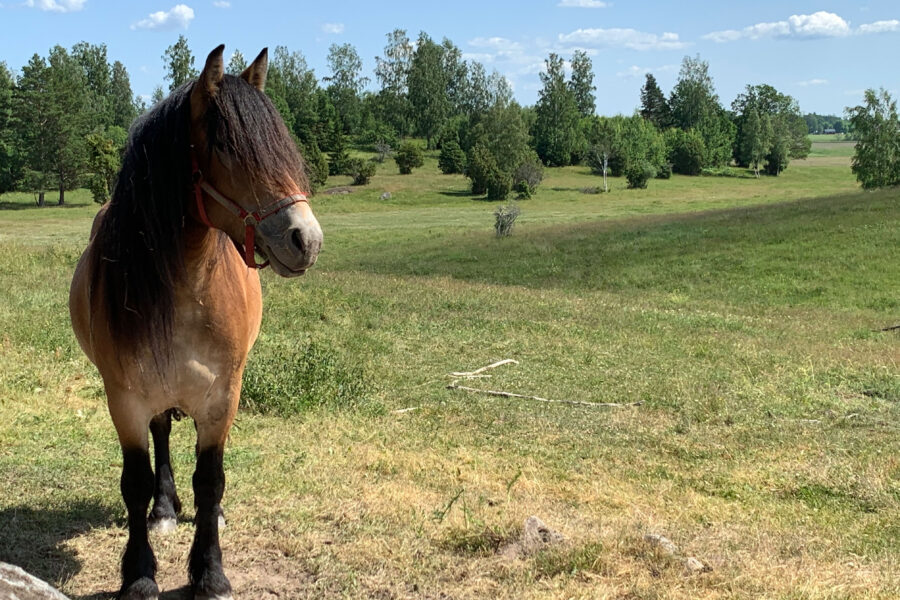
[191,154,308,269]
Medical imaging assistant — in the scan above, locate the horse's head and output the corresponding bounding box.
[189,45,322,277]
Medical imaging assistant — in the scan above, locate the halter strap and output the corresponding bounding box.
[191,154,308,269]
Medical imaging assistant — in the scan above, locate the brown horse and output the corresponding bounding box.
[69,45,322,600]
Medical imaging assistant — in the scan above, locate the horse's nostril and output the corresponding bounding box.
[291,228,304,252]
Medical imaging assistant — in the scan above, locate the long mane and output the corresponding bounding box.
[91,75,308,370]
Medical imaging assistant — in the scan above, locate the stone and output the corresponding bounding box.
[500,515,566,558]
[380,192,392,200]
[644,533,678,556]
[0,563,70,600]
[683,556,711,574]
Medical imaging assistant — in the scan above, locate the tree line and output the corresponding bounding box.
[0,33,895,205]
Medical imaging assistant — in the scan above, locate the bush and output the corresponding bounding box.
[357,121,398,149]
[300,140,329,194]
[241,340,375,416]
[656,162,673,179]
[438,139,467,174]
[328,138,353,176]
[494,203,520,237]
[466,144,496,195]
[349,158,378,186]
[513,156,544,198]
[373,141,393,163]
[394,141,424,175]
[486,170,512,200]
[764,137,790,176]
[625,161,656,189]
[667,129,706,176]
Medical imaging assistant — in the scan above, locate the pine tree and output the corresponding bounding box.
[109,60,137,129]
[639,73,670,129]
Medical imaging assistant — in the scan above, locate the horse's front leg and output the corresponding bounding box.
[110,396,159,600]
[148,409,183,533]
[189,400,238,600]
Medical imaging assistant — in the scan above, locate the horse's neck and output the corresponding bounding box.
[179,223,236,296]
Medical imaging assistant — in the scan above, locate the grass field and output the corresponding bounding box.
[1,144,899,599]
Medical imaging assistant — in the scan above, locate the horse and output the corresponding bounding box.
[69,45,322,600]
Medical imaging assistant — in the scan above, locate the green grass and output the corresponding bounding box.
[1,148,899,599]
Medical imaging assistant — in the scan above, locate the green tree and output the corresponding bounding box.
[640,73,670,129]
[408,32,450,149]
[374,29,413,137]
[15,48,90,205]
[268,46,321,145]
[568,50,596,117]
[151,85,165,105]
[732,84,809,169]
[163,35,197,91]
[109,60,138,129]
[740,108,772,177]
[227,50,247,75]
[532,53,581,166]
[324,42,368,134]
[669,55,718,130]
[72,41,112,129]
[846,88,900,189]
[85,126,126,203]
[0,61,23,194]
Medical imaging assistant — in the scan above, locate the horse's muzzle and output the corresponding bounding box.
[255,204,322,277]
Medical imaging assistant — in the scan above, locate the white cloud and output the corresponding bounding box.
[212,0,229,7]
[468,37,523,52]
[797,78,829,86]
[858,19,900,34]
[558,0,608,7]
[788,11,851,37]
[558,28,687,51]
[321,22,344,34]
[616,64,677,79]
[131,4,194,30]
[24,0,85,12]
[705,11,899,42]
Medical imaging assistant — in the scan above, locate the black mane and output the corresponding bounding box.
[91,75,308,370]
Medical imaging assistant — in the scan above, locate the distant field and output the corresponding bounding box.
[2,150,899,599]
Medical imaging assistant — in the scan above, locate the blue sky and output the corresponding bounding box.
[1,0,898,116]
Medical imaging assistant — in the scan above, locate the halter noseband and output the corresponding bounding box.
[191,153,308,269]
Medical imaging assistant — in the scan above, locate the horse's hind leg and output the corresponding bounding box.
[148,409,183,533]
[109,396,159,600]
[189,416,236,600]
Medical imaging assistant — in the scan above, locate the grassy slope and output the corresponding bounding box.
[1,150,899,599]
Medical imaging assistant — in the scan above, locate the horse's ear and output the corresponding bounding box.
[196,44,226,98]
[240,48,268,92]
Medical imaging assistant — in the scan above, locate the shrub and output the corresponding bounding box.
[300,140,329,193]
[667,128,706,176]
[241,340,375,416]
[350,158,378,186]
[625,161,656,189]
[328,137,353,176]
[466,144,496,195]
[494,203,520,237]
[764,136,790,176]
[656,162,673,179]
[394,141,424,175]
[438,139,467,174]
[486,170,512,200]
[373,141,394,163]
[513,156,544,198]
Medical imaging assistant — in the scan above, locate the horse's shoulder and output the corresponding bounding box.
[89,203,110,240]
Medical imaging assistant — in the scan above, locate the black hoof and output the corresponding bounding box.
[119,576,159,600]
[192,571,232,600]
[149,505,179,533]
